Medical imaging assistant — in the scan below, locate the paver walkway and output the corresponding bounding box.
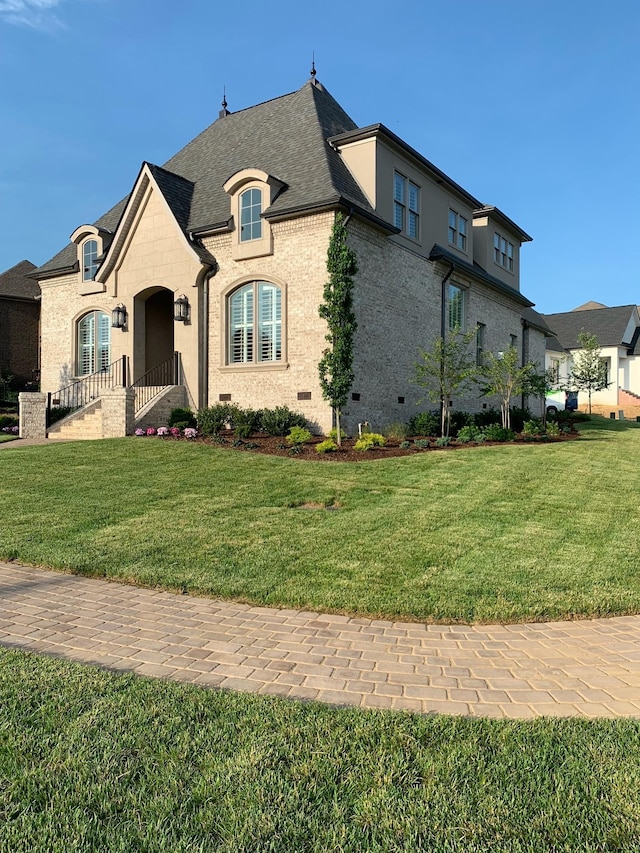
[1,562,640,718]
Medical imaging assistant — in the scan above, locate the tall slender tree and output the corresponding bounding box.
[318,212,358,445]
[569,331,609,414]
[480,346,536,429]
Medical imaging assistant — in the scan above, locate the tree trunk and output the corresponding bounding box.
[335,408,342,446]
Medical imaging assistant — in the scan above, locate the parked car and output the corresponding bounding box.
[546,391,578,416]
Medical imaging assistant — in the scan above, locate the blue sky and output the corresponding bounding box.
[1,0,638,314]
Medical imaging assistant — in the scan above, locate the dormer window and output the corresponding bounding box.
[240,188,263,242]
[82,239,98,281]
[494,232,514,272]
[224,168,286,261]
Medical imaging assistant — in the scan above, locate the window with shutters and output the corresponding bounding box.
[228,281,282,364]
[77,310,110,376]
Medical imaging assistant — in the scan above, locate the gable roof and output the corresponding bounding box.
[0,260,40,299]
[543,305,639,350]
[34,80,377,277]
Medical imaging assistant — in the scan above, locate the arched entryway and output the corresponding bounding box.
[133,287,174,381]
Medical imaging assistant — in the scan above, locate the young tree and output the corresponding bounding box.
[414,325,478,438]
[569,331,609,414]
[480,346,536,429]
[524,366,560,425]
[318,212,358,445]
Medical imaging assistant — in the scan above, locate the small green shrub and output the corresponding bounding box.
[457,425,483,444]
[232,406,261,439]
[260,406,307,436]
[197,404,232,436]
[413,439,430,449]
[472,408,501,429]
[384,422,409,440]
[48,406,76,425]
[435,436,451,447]
[509,407,531,433]
[449,411,474,437]
[407,411,439,437]
[0,414,18,429]
[353,433,386,451]
[168,407,196,428]
[328,427,348,441]
[315,439,338,453]
[286,426,312,446]
[484,424,516,442]
[399,440,411,449]
[522,419,544,436]
[545,421,560,437]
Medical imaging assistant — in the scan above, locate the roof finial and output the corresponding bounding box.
[310,52,317,84]
[219,85,230,119]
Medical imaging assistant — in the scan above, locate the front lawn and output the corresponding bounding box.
[1,417,639,623]
[2,648,640,852]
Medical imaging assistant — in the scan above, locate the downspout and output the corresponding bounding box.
[521,319,528,410]
[200,266,216,410]
[439,261,455,430]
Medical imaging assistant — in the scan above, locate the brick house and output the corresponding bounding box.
[0,260,40,395]
[28,75,547,438]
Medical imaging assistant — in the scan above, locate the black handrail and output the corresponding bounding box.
[132,352,181,415]
[47,355,128,425]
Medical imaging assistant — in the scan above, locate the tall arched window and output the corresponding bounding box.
[77,311,111,375]
[228,281,281,364]
[239,188,262,242]
[82,239,98,281]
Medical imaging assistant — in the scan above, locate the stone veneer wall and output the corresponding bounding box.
[18,392,47,439]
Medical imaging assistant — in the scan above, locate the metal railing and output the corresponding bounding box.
[132,352,181,415]
[47,356,128,426]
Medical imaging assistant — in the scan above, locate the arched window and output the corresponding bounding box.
[82,239,98,281]
[239,188,262,242]
[77,311,111,375]
[228,281,281,364]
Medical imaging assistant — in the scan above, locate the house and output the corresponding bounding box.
[543,302,640,412]
[0,260,40,398]
[24,73,547,439]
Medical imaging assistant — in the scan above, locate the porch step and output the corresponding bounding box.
[48,400,103,441]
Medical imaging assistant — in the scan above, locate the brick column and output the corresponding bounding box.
[18,392,48,439]
[100,387,135,438]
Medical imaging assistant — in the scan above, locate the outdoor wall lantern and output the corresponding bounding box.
[173,294,190,322]
[111,303,127,329]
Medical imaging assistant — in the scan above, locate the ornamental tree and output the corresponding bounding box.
[480,346,537,429]
[318,212,358,445]
[569,331,609,414]
[414,325,478,438]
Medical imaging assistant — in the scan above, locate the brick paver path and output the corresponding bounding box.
[2,562,640,718]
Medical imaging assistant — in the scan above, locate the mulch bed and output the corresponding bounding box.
[192,430,579,462]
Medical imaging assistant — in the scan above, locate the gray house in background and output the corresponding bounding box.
[0,261,40,394]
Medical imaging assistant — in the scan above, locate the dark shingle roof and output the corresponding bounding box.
[543,305,639,350]
[428,244,533,308]
[522,307,553,335]
[0,260,40,299]
[35,80,371,277]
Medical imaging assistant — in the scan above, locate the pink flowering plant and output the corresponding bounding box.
[157,426,169,436]
[170,427,181,437]
[184,427,198,439]
[146,427,156,436]
[134,428,145,436]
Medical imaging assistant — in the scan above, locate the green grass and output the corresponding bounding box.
[0,433,18,443]
[1,417,640,623]
[1,647,640,852]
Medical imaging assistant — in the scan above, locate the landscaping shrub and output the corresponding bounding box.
[546,421,561,437]
[47,406,76,425]
[457,425,484,444]
[483,424,516,442]
[328,427,348,441]
[509,406,532,433]
[449,410,474,437]
[413,439,430,449]
[0,415,18,430]
[399,440,411,449]
[384,422,409,440]
[522,419,544,436]
[232,406,261,439]
[315,439,338,453]
[353,433,386,451]
[472,408,501,429]
[260,406,307,436]
[286,426,312,446]
[168,407,196,429]
[407,411,439,436]
[435,436,451,447]
[197,404,232,436]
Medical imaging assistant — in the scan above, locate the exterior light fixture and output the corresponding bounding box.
[111,304,127,329]
[173,294,189,322]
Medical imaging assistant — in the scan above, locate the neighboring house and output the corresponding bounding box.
[29,74,547,437]
[543,302,640,410]
[0,260,40,393]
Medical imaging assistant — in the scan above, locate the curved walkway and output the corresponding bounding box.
[1,562,640,719]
